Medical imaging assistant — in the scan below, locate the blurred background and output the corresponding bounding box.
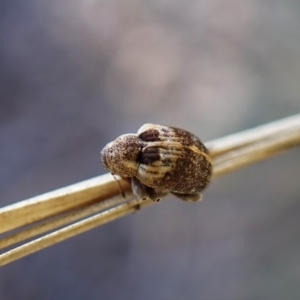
[1,1,300,299]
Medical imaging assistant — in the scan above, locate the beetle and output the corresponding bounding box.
[100,124,212,202]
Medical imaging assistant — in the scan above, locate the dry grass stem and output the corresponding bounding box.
[0,174,132,235]
[0,198,151,267]
[0,196,128,250]
[0,114,300,267]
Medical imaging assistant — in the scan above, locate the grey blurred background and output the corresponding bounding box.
[1,1,300,299]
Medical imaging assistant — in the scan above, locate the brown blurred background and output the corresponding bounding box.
[1,1,300,299]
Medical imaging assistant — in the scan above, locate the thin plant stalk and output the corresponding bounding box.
[0,114,299,267]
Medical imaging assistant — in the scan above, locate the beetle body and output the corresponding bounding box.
[101,124,212,202]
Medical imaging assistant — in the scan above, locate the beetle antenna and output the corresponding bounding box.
[112,174,126,199]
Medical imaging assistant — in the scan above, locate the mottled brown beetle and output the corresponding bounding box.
[100,124,212,202]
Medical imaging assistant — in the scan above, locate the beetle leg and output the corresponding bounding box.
[172,192,203,202]
[131,177,164,202]
[131,177,148,200]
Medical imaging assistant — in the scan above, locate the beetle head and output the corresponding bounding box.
[100,134,141,177]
